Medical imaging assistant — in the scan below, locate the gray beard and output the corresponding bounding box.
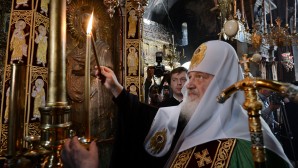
[180,96,200,122]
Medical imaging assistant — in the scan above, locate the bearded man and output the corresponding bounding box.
[62,40,292,168]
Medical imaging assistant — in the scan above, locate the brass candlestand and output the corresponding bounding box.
[6,64,26,167]
[39,0,71,167]
[217,54,298,168]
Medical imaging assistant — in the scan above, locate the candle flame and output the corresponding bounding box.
[87,12,93,34]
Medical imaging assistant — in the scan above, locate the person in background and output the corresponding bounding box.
[161,85,170,102]
[148,84,162,107]
[144,66,155,104]
[258,88,281,133]
[62,40,292,168]
[282,81,298,167]
[158,67,187,107]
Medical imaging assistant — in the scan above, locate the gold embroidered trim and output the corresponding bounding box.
[195,149,213,167]
[214,139,236,168]
[148,128,167,154]
[171,148,194,168]
[189,43,207,70]
[170,139,237,168]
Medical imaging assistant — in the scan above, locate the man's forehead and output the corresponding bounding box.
[187,71,206,75]
[172,71,187,77]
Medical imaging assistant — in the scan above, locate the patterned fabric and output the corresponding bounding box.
[171,139,236,168]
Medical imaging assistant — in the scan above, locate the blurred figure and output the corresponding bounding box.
[161,85,170,102]
[148,84,161,107]
[144,66,155,103]
[259,88,280,133]
[282,81,298,167]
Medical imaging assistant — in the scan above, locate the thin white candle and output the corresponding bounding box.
[85,12,93,141]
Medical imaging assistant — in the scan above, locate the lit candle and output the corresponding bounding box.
[85,12,93,141]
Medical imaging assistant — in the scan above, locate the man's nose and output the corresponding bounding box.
[186,79,195,89]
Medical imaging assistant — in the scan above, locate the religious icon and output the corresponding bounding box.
[127,47,138,75]
[128,9,138,38]
[31,78,46,120]
[10,19,29,64]
[15,0,29,9]
[40,0,50,16]
[35,24,48,67]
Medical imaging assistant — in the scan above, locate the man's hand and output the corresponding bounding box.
[62,137,99,168]
[95,66,123,97]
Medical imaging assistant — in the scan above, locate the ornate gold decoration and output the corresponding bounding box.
[103,0,119,18]
[67,0,102,43]
[132,0,148,18]
[214,139,236,167]
[264,17,291,47]
[194,149,212,167]
[251,31,262,50]
[170,139,236,168]
[189,43,207,70]
[171,148,193,168]
[148,128,167,154]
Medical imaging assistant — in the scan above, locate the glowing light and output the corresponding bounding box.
[87,12,93,34]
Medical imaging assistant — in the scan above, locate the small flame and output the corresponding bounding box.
[87,12,93,34]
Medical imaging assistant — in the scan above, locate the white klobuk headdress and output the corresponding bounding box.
[144,40,292,167]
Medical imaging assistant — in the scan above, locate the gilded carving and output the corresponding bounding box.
[40,0,50,16]
[31,78,46,120]
[15,0,29,9]
[9,19,29,64]
[34,24,47,66]
[128,9,138,38]
[127,46,138,76]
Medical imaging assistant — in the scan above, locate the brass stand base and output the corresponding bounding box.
[39,105,71,168]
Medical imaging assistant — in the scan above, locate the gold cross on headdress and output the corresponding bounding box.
[239,54,251,78]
